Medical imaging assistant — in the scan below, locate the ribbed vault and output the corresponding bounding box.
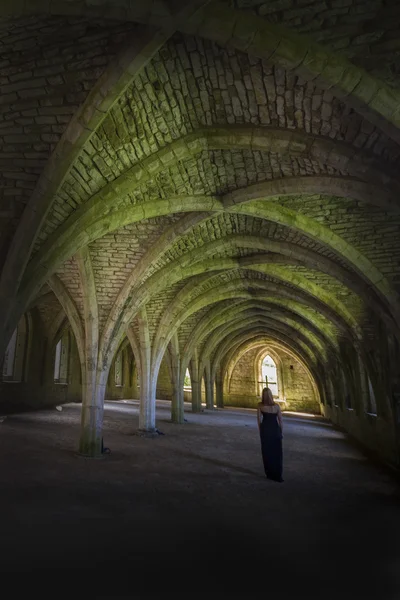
[0,0,399,461]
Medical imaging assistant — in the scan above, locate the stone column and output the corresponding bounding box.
[79,371,105,457]
[190,353,202,413]
[277,363,285,402]
[76,248,104,458]
[205,368,214,410]
[139,364,156,432]
[170,351,184,424]
[215,370,224,408]
[191,378,201,412]
[157,335,184,425]
[137,307,156,432]
[171,382,184,423]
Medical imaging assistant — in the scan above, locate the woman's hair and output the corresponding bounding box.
[261,387,275,406]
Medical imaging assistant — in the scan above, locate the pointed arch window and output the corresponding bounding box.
[2,316,29,382]
[115,351,123,387]
[261,354,278,397]
[367,376,377,416]
[54,331,70,384]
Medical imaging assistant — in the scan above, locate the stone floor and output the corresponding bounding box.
[0,400,399,598]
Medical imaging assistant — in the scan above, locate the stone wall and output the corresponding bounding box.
[232,0,400,88]
[0,307,81,412]
[324,404,398,467]
[0,15,136,264]
[225,346,319,413]
[106,344,138,401]
[227,347,259,407]
[156,356,173,401]
[281,354,320,413]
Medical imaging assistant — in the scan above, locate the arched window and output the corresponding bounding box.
[2,328,17,380]
[115,351,123,387]
[184,368,192,390]
[367,376,377,415]
[2,315,29,382]
[261,354,278,397]
[54,331,70,384]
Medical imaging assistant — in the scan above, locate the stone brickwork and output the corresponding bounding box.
[230,0,400,88]
[228,346,259,405]
[38,31,400,245]
[56,256,84,320]
[144,282,187,346]
[35,293,64,331]
[0,3,399,464]
[39,146,348,247]
[156,357,173,401]
[272,194,400,288]
[90,216,181,329]
[0,294,81,410]
[177,305,213,350]
[106,344,138,400]
[225,343,319,413]
[156,212,350,271]
[280,353,319,413]
[0,15,136,257]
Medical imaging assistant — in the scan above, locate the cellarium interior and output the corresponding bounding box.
[0,0,400,594]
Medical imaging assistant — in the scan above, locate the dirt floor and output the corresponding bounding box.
[0,400,399,599]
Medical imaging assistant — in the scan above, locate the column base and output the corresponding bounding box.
[77,451,104,459]
[137,428,158,438]
[78,433,103,458]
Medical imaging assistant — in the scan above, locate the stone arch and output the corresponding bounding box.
[0,28,169,335]
[1,2,399,140]
[198,312,325,377]
[8,174,398,365]
[177,288,359,403]
[208,320,319,381]
[106,336,137,399]
[151,271,361,376]
[97,210,400,367]
[214,329,323,410]
[257,345,318,413]
[224,344,283,405]
[19,126,400,314]
[0,2,398,460]
[223,337,320,403]
[102,265,358,387]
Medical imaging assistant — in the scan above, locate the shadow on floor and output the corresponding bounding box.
[169,447,265,478]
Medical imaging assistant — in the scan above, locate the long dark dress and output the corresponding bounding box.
[260,409,283,481]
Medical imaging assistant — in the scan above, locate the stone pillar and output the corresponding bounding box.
[277,363,285,402]
[139,364,156,432]
[162,335,184,424]
[216,370,224,408]
[171,382,184,423]
[79,371,105,457]
[190,353,202,413]
[205,372,214,409]
[76,248,104,458]
[137,307,156,432]
[191,378,201,412]
[171,354,184,424]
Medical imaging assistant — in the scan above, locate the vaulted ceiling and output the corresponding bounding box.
[1,0,399,387]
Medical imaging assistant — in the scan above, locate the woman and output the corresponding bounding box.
[257,387,283,482]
